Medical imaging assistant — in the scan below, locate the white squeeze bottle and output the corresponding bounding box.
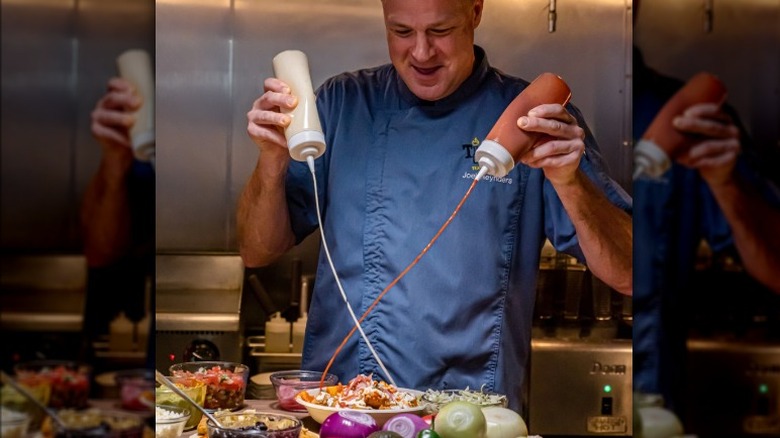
[272,50,326,162]
[265,311,291,353]
[116,49,155,165]
[291,314,307,353]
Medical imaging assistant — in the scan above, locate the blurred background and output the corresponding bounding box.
[1,0,155,413]
[634,0,780,436]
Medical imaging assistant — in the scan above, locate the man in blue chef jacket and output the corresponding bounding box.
[238,0,632,411]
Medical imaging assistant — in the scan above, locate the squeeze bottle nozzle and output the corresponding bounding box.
[475,72,572,178]
[634,72,727,180]
[272,50,326,162]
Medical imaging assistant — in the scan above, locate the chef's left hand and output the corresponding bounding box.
[673,102,740,186]
[516,103,586,185]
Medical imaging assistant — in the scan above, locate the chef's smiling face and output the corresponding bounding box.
[382,0,483,102]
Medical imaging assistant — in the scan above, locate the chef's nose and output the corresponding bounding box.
[411,34,434,62]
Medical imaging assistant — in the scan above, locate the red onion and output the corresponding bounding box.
[382,413,429,438]
[320,411,380,438]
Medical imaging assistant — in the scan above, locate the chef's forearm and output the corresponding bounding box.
[707,175,780,293]
[552,170,633,295]
[237,148,296,267]
[81,157,133,267]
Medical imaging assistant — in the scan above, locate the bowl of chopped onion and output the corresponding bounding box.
[294,374,425,427]
[421,388,508,414]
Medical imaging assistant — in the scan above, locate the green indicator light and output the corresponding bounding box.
[759,384,769,394]
[603,385,612,393]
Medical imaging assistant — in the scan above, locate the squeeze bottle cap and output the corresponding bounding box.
[288,130,326,161]
[475,139,515,178]
[131,130,156,162]
[633,139,671,180]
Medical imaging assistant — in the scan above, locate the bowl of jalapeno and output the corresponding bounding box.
[169,361,249,411]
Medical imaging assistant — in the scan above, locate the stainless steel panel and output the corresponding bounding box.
[529,338,633,436]
[155,254,245,331]
[156,254,245,291]
[155,0,233,250]
[1,0,80,249]
[0,255,87,332]
[155,312,240,332]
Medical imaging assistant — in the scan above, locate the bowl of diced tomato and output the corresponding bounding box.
[14,360,91,409]
[168,362,249,411]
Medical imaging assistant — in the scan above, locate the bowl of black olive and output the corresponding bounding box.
[206,411,301,438]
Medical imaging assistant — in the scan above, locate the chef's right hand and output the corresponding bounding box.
[673,102,740,186]
[90,77,140,173]
[246,78,298,152]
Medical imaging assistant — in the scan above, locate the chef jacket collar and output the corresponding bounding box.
[396,45,490,110]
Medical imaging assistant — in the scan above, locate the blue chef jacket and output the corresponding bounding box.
[287,46,631,410]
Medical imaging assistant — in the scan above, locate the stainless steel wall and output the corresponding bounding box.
[155,0,634,252]
[0,0,155,251]
[635,0,779,157]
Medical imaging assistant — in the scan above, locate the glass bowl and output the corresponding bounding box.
[155,380,206,430]
[0,407,30,438]
[115,369,155,411]
[14,360,90,409]
[206,411,302,438]
[269,370,338,412]
[421,388,508,414]
[155,405,191,438]
[169,361,249,411]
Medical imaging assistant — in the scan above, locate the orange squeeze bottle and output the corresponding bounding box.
[475,72,572,179]
[634,72,727,179]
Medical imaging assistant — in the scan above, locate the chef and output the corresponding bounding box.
[238,0,631,411]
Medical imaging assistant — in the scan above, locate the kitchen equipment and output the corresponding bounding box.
[155,254,245,371]
[684,339,780,436]
[246,273,303,372]
[529,338,633,436]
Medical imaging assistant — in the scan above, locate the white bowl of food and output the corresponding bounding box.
[294,374,425,427]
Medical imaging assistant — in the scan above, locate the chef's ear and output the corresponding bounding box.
[472,0,484,29]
